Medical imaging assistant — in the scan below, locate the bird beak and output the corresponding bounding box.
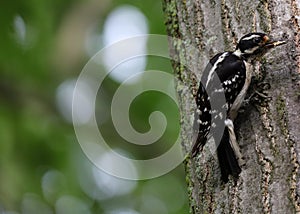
[264,36,287,48]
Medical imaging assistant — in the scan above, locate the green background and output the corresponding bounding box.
[0,0,189,213]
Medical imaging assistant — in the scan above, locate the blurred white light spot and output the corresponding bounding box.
[140,194,168,214]
[55,195,91,214]
[92,151,137,198]
[56,79,94,124]
[77,151,136,201]
[41,170,66,203]
[102,5,148,83]
[107,208,140,214]
[21,193,52,214]
[103,5,148,45]
[77,161,104,200]
[13,15,26,45]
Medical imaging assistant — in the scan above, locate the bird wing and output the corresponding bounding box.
[192,52,246,156]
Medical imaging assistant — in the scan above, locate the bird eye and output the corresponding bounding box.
[253,37,261,43]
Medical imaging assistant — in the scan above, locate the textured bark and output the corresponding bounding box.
[163,0,300,213]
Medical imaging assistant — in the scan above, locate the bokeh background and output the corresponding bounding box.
[0,0,189,213]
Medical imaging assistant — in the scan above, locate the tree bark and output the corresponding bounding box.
[163,0,300,213]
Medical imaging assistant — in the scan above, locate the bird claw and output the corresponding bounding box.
[252,90,272,106]
[256,82,271,90]
[244,81,272,107]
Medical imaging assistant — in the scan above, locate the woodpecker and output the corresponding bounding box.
[192,32,286,182]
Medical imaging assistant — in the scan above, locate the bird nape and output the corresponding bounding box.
[192,32,286,183]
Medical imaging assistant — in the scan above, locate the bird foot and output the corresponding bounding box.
[244,82,272,107]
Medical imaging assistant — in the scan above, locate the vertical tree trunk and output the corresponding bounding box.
[163,0,300,213]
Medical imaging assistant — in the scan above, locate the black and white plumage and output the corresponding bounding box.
[192,33,286,182]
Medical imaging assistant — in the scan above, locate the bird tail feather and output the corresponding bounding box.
[217,128,241,182]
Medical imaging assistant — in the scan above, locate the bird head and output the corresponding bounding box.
[235,32,286,58]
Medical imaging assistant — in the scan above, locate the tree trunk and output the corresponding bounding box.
[163,0,300,213]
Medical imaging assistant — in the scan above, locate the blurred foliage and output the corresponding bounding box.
[0,0,188,213]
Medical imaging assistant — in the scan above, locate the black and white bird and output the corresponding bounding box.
[192,32,286,182]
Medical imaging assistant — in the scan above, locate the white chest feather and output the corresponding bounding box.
[228,61,252,120]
